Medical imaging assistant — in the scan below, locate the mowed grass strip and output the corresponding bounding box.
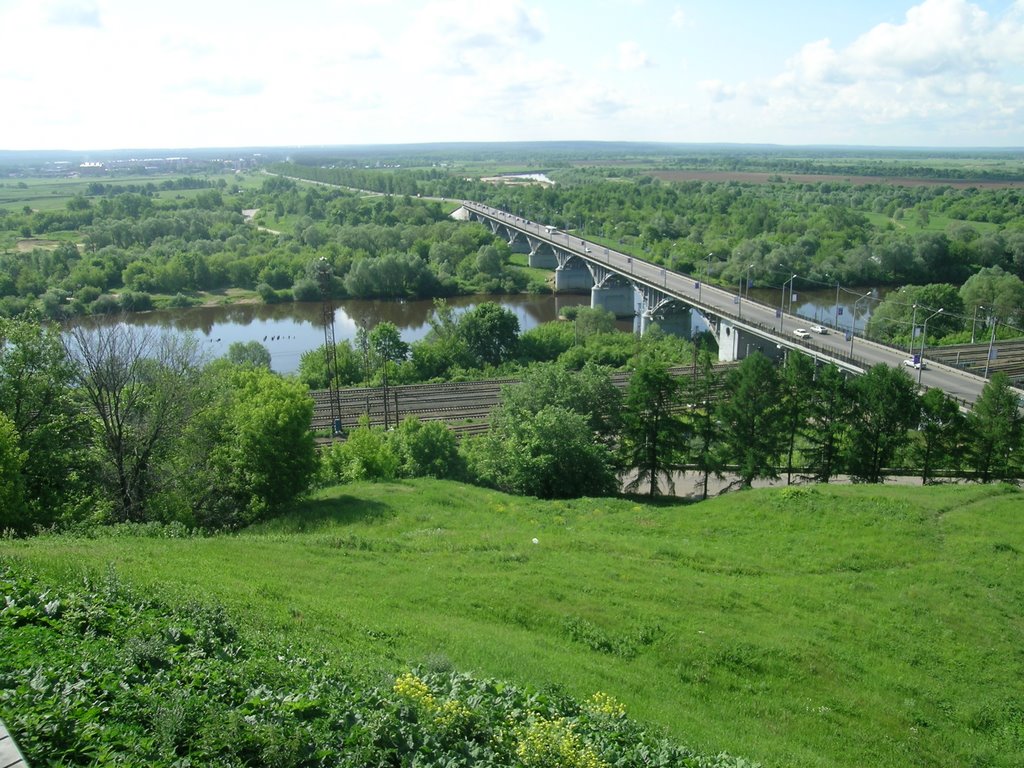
[3,480,1022,768]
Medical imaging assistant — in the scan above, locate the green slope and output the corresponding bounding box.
[3,480,1022,767]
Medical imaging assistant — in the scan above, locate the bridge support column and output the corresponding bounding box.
[591,282,636,318]
[507,230,530,253]
[717,319,784,363]
[653,308,692,339]
[640,306,692,338]
[554,262,593,292]
[528,250,558,269]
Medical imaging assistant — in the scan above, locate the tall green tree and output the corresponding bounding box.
[845,364,919,483]
[457,302,520,368]
[913,388,965,484]
[184,365,316,528]
[64,324,205,523]
[226,340,272,369]
[717,352,785,488]
[866,284,964,345]
[685,345,725,500]
[0,315,91,530]
[619,357,689,497]
[802,363,850,483]
[499,362,622,444]
[0,413,26,532]
[780,353,815,484]
[959,266,1024,325]
[390,416,464,480]
[966,372,1022,482]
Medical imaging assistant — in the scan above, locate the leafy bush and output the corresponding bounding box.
[319,418,400,483]
[165,292,198,308]
[291,276,321,302]
[390,416,465,480]
[88,294,121,314]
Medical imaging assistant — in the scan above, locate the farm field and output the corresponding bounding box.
[3,480,1022,767]
[649,169,1024,188]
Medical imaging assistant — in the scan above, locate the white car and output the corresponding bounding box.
[809,324,828,334]
[903,358,925,370]
[793,328,811,339]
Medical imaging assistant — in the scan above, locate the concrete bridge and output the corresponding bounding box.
[459,201,1018,408]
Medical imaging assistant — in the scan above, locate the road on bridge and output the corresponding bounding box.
[463,202,1020,408]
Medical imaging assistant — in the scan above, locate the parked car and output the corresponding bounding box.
[903,358,925,370]
[793,328,811,339]
[810,324,828,334]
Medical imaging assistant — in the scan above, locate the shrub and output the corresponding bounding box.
[391,416,465,480]
[89,294,121,314]
[319,419,399,483]
[291,277,321,302]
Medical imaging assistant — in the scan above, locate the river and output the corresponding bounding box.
[86,294,601,374]
[77,287,883,374]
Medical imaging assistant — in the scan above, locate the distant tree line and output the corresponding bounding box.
[0,177,540,318]
[274,163,1024,325]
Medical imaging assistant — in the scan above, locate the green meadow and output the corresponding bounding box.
[863,210,1002,235]
[3,480,1022,767]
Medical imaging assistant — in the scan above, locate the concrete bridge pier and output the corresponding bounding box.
[591,281,636,318]
[640,306,692,338]
[526,236,558,268]
[507,230,530,254]
[554,260,593,292]
[653,307,692,339]
[529,251,558,268]
[717,318,784,363]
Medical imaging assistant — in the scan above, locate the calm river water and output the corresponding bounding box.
[80,288,881,374]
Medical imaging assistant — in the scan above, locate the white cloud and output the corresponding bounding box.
[46,0,101,28]
[617,40,652,70]
[708,0,1024,144]
[670,7,687,29]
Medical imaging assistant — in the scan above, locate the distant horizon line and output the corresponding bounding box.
[2,140,1023,158]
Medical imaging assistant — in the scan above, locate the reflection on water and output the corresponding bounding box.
[76,295,600,374]
[745,286,886,333]
[72,287,884,375]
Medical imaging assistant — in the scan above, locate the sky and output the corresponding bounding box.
[1,0,1023,151]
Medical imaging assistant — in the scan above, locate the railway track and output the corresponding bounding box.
[924,339,1024,384]
[309,363,735,438]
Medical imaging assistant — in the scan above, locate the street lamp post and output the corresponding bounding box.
[832,280,841,331]
[909,303,918,357]
[779,274,796,332]
[984,316,997,377]
[698,252,712,303]
[849,291,873,355]
[918,308,943,386]
[971,305,985,344]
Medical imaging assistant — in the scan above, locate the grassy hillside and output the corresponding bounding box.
[3,480,1022,767]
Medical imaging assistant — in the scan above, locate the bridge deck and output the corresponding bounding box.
[0,719,28,768]
[461,201,1024,409]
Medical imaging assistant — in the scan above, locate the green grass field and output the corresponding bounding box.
[863,210,1001,235]
[0,173,248,212]
[3,480,1022,767]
